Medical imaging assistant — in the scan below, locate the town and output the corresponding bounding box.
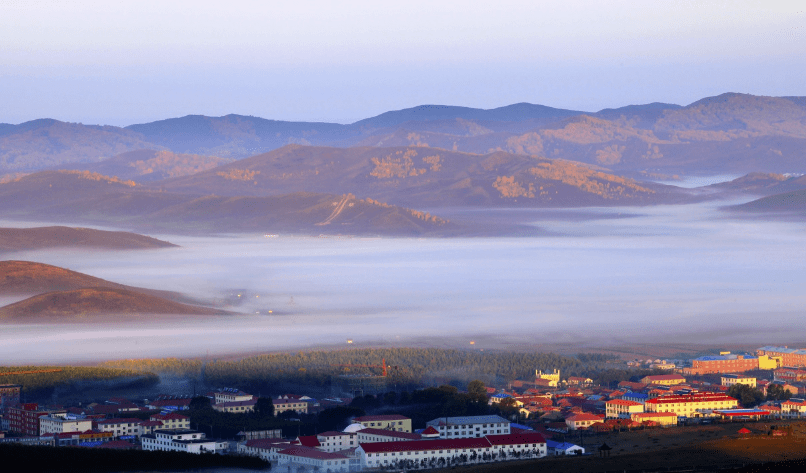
[2,345,806,472]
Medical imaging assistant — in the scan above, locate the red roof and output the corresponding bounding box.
[246,438,293,449]
[296,435,321,448]
[632,412,677,419]
[95,418,143,425]
[360,438,492,454]
[646,394,737,405]
[151,413,189,421]
[353,415,409,422]
[278,446,348,460]
[644,374,686,381]
[738,428,752,434]
[318,431,353,437]
[606,399,642,407]
[421,426,439,436]
[486,432,546,446]
[566,413,603,422]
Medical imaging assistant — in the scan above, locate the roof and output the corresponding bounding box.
[643,374,686,381]
[758,346,806,355]
[343,423,366,433]
[421,426,439,436]
[646,394,737,405]
[713,409,771,416]
[318,431,353,438]
[95,418,143,425]
[358,428,421,440]
[426,415,508,426]
[566,414,602,422]
[695,354,756,361]
[353,414,409,422]
[245,438,293,449]
[632,412,677,419]
[215,399,257,408]
[277,446,348,460]
[151,413,189,421]
[546,440,581,450]
[606,399,642,407]
[486,432,546,446]
[359,438,492,454]
[296,435,321,448]
[623,392,649,399]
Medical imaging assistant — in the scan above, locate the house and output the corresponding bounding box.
[536,369,561,387]
[212,398,257,414]
[353,414,412,433]
[315,431,357,452]
[605,399,644,419]
[641,374,686,386]
[145,396,192,411]
[141,429,227,454]
[39,413,93,435]
[622,392,649,404]
[757,346,806,368]
[565,413,603,430]
[425,415,510,438]
[237,438,295,462]
[274,398,308,415]
[150,413,190,430]
[94,418,145,438]
[644,393,738,418]
[6,404,66,436]
[781,398,806,418]
[214,388,254,404]
[721,374,757,388]
[567,377,593,387]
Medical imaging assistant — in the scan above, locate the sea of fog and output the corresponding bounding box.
[1,197,805,364]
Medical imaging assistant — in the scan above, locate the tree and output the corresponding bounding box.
[767,383,793,401]
[189,395,212,411]
[467,380,488,404]
[727,384,764,407]
[254,397,274,418]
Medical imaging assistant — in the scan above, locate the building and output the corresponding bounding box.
[237,438,295,462]
[6,404,65,436]
[622,392,649,404]
[757,347,806,368]
[641,374,686,386]
[315,431,357,452]
[212,398,257,413]
[276,446,352,472]
[774,367,806,383]
[566,377,593,387]
[781,398,806,418]
[721,374,757,388]
[353,414,412,433]
[0,384,21,408]
[545,440,584,455]
[356,428,421,443]
[214,388,253,404]
[141,429,227,454]
[565,413,603,431]
[150,413,190,430]
[273,398,308,415]
[644,393,738,418]
[425,415,510,438]
[52,430,114,446]
[39,413,93,435]
[631,412,678,426]
[145,396,191,411]
[536,369,560,387]
[357,432,546,470]
[605,399,644,419]
[95,418,144,438]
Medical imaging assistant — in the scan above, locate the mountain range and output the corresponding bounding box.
[3,93,806,176]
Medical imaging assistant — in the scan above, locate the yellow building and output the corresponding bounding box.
[631,412,678,426]
[605,399,644,419]
[565,413,603,431]
[645,393,737,418]
[721,374,757,388]
[536,369,560,387]
[352,414,411,432]
[758,355,782,370]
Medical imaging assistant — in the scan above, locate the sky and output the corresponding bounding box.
[1,1,805,126]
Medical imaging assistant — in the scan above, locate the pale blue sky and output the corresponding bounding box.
[2,1,804,125]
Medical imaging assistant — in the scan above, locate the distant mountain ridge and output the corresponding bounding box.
[2,93,806,175]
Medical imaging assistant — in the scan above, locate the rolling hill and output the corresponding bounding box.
[0,226,176,253]
[0,261,184,302]
[728,188,806,215]
[0,287,229,319]
[157,145,685,208]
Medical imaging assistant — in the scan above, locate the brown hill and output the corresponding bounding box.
[706,172,806,195]
[729,188,806,215]
[0,287,229,319]
[158,145,682,208]
[53,149,234,182]
[0,226,176,253]
[0,261,192,304]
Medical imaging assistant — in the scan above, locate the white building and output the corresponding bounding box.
[95,418,145,438]
[275,446,352,472]
[39,413,93,435]
[315,431,357,452]
[141,429,228,454]
[425,415,510,438]
[214,388,254,404]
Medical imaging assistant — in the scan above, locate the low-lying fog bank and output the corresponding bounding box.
[1,198,804,364]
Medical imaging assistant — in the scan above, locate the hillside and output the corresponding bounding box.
[0,287,229,319]
[705,173,806,196]
[0,170,454,236]
[0,226,176,253]
[158,145,684,208]
[0,261,186,302]
[52,149,234,182]
[728,188,806,215]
